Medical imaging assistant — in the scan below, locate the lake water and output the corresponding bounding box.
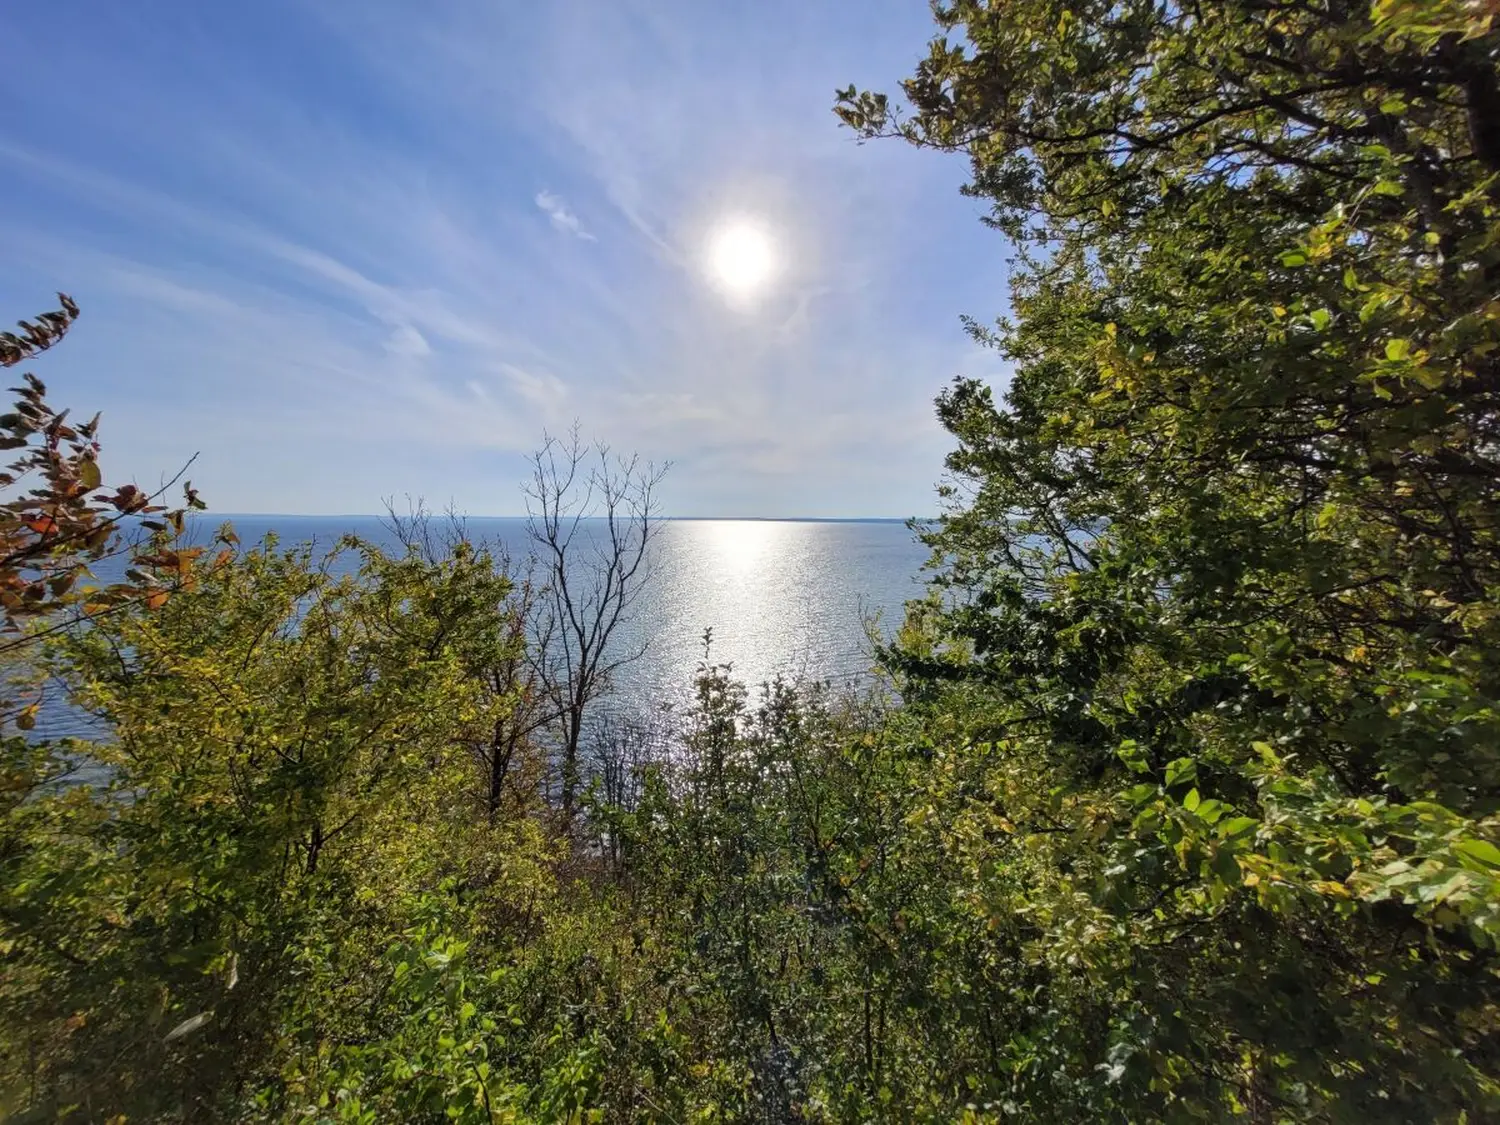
[35,516,932,738]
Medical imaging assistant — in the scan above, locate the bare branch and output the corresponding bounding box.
[523,424,671,821]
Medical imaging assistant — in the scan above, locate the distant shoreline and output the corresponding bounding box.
[204,514,925,524]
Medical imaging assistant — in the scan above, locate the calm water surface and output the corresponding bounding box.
[38,517,931,737]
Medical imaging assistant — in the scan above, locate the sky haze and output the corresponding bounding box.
[1,0,1013,516]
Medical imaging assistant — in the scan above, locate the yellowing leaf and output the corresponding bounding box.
[1312,880,1352,899]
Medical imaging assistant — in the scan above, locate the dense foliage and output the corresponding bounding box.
[3,1,1499,1121]
[833,0,1500,1117]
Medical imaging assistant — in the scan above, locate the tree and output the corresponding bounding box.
[382,499,555,822]
[1,533,523,1120]
[837,2,1500,1119]
[0,294,205,727]
[524,426,668,821]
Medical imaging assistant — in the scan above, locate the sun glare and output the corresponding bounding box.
[705,518,772,578]
[706,218,777,301]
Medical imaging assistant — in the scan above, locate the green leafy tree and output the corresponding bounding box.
[836,1,1500,1119]
[0,534,527,1121]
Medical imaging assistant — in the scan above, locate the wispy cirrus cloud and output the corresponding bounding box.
[534,190,596,241]
[0,0,1013,517]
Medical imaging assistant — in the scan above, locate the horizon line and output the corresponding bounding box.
[199,513,930,524]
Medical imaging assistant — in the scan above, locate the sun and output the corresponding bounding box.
[705,218,777,300]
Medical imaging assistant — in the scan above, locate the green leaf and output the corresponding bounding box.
[1194,798,1224,824]
[1455,839,1500,870]
[1412,364,1444,390]
[1385,338,1412,361]
[1219,816,1258,841]
[1116,739,1149,774]
[1164,758,1197,788]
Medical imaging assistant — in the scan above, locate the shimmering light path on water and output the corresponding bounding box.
[37,517,931,738]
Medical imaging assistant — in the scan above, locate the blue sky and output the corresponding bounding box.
[1,1,1011,517]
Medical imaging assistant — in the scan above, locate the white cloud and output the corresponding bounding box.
[534,190,595,241]
[0,0,1013,516]
[384,323,431,357]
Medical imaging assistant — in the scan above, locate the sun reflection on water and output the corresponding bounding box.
[702,518,774,579]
